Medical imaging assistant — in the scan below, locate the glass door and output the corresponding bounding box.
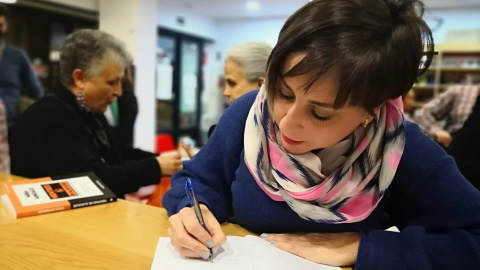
[156,28,204,144]
[156,35,175,131]
[179,39,202,138]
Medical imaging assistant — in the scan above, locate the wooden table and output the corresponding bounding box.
[0,173,253,270]
[0,173,350,270]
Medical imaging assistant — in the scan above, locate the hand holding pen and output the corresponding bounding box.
[167,178,226,261]
[185,178,213,261]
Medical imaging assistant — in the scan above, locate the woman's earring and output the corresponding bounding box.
[363,119,369,128]
[76,92,85,109]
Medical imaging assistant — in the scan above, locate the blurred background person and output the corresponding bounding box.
[105,62,138,148]
[414,85,480,148]
[448,87,480,189]
[402,89,417,122]
[0,4,43,130]
[223,42,272,103]
[10,29,181,197]
[0,99,9,173]
[207,42,272,138]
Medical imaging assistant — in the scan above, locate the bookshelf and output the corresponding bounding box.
[413,43,480,105]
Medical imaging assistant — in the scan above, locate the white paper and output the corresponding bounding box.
[151,236,340,270]
[151,237,251,270]
[245,236,340,270]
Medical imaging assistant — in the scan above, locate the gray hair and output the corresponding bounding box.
[60,29,130,86]
[225,42,272,83]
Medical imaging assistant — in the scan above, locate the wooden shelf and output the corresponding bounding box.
[440,67,480,72]
[413,44,480,108]
[439,84,459,89]
[413,102,426,108]
[412,85,435,90]
[412,84,457,91]
[424,67,438,72]
[435,43,480,53]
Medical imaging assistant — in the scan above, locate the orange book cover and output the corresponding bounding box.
[1,172,116,218]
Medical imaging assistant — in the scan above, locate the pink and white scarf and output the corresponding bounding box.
[244,85,405,224]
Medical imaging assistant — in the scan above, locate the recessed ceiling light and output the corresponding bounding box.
[246,1,261,12]
[0,0,17,3]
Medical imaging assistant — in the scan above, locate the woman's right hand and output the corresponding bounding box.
[156,153,182,176]
[168,204,226,259]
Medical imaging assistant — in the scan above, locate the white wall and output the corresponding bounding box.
[100,0,158,152]
[99,0,137,58]
[215,18,286,60]
[426,9,480,44]
[134,0,158,151]
[38,0,99,11]
[157,5,217,40]
[212,8,480,58]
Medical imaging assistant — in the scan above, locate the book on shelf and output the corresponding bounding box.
[1,172,117,218]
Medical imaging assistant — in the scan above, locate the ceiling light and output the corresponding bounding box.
[0,0,17,3]
[246,1,261,12]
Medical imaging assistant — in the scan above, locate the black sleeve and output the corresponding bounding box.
[11,102,161,197]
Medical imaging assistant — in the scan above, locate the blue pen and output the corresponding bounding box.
[185,178,213,261]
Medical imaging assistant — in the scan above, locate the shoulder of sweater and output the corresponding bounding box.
[399,121,451,173]
[212,90,258,153]
[221,90,258,124]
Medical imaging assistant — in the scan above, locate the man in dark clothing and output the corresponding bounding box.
[448,93,480,190]
[0,5,43,128]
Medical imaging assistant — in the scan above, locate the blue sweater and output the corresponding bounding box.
[0,45,43,127]
[163,91,480,270]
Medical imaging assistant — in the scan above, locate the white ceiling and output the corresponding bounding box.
[159,0,480,20]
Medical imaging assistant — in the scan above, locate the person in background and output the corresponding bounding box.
[0,99,9,173]
[0,4,43,129]
[10,29,182,197]
[448,88,480,189]
[106,62,138,147]
[402,89,416,122]
[163,0,480,269]
[223,42,272,103]
[415,85,480,148]
[208,42,272,137]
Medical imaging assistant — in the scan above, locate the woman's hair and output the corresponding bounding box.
[226,42,273,83]
[59,29,130,86]
[266,0,434,114]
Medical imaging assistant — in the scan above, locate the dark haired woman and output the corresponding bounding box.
[163,0,480,268]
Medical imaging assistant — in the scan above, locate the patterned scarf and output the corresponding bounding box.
[244,85,405,224]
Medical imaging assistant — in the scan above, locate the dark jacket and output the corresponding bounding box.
[10,83,161,196]
[449,95,480,189]
[113,84,138,147]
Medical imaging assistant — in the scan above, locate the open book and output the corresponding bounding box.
[151,235,340,270]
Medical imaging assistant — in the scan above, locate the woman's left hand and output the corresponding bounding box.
[260,232,361,267]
